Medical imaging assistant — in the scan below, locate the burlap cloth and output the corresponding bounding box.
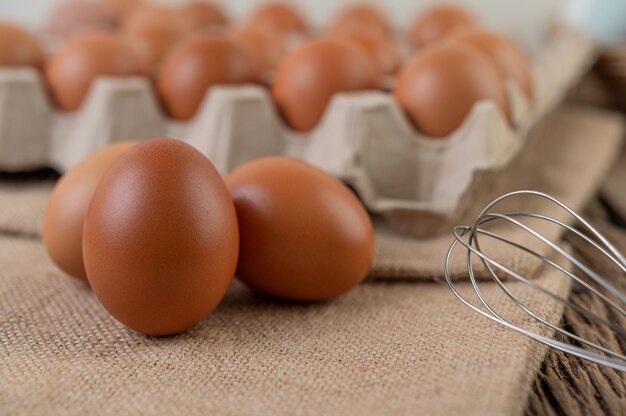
[0,105,623,415]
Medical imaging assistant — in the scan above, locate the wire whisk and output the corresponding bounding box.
[445,190,626,371]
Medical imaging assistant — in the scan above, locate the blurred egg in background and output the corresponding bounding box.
[0,0,569,53]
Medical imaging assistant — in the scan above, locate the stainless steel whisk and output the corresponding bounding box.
[445,190,626,371]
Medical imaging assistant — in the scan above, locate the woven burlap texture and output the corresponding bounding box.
[0,105,623,415]
[0,106,622,281]
[0,235,569,415]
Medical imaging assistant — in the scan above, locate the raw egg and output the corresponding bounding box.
[338,29,403,75]
[394,42,508,138]
[272,37,378,132]
[0,22,45,68]
[83,138,239,336]
[46,0,118,37]
[104,0,142,22]
[408,5,474,48]
[124,22,182,75]
[226,157,374,302]
[331,4,391,38]
[447,27,533,99]
[46,31,146,111]
[122,4,191,36]
[179,1,227,30]
[43,141,137,281]
[229,25,285,83]
[248,2,307,34]
[158,34,254,120]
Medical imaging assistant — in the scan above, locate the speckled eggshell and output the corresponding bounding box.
[408,6,475,48]
[82,139,239,336]
[226,157,375,302]
[43,141,137,282]
[394,42,508,138]
[46,31,147,111]
[158,34,255,120]
[272,37,378,132]
[248,2,307,34]
[0,22,45,68]
[447,27,533,99]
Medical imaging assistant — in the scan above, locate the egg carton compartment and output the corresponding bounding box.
[0,25,593,237]
[0,71,164,172]
[169,25,594,237]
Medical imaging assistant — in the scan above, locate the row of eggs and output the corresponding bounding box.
[0,2,532,137]
[44,138,375,336]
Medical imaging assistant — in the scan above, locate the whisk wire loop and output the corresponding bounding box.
[445,190,626,371]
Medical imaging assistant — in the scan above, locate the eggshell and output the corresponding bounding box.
[104,0,142,22]
[408,6,475,48]
[272,37,378,132]
[393,42,508,138]
[43,141,137,281]
[158,34,254,120]
[226,157,374,302]
[46,0,118,37]
[179,1,227,30]
[331,5,391,38]
[229,25,285,83]
[0,22,45,68]
[338,29,403,75]
[122,4,191,36]
[124,22,181,75]
[447,27,533,99]
[248,2,307,34]
[46,31,146,111]
[83,138,239,336]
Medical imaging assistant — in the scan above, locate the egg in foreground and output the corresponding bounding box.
[83,139,239,336]
[226,157,375,302]
[43,141,137,281]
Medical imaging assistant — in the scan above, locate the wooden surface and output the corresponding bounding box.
[526,141,626,415]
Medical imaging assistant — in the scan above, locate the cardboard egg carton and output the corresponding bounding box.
[0,25,594,237]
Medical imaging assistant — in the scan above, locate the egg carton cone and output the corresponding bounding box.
[0,69,51,170]
[168,25,593,237]
[0,73,165,172]
[0,25,594,237]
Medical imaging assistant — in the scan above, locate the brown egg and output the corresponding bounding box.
[272,37,378,132]
[408,5,474,48]
[83,138,239,336]
[226,157,374,302]
[0,22,45,68]
[179,1,227,30]
[124,22,181,75]
[248,2,307,34]
[447,27,533,99]
[229,25,285,83]
[104,0,142,22]
[158,34,254,120]
[46,31,146,111]
[43,141,137,281]
[394,43,508,138]
[339,29,403,75]
[331,4,391,38]
[46,0,118,37]
[122,4,191,36]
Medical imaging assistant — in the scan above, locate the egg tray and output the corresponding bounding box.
[0,25,594,237]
